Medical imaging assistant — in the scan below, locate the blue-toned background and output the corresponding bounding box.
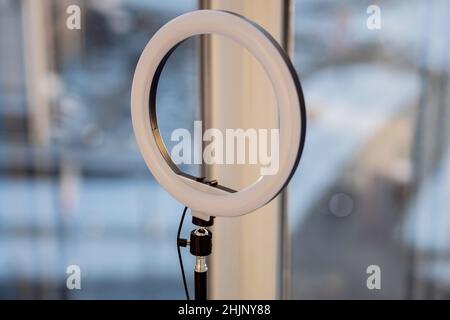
[0,0,449,299]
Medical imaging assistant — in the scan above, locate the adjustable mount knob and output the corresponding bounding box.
[190,228,212,257]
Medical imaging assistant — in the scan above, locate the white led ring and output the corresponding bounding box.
[131,10,306,218]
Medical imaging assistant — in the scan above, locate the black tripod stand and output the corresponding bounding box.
[178,212,214,301]
[190,216,213,300]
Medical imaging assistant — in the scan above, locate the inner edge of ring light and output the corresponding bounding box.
[148,40,236,194]
[147,11,307,200]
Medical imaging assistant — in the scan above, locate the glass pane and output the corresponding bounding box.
[291,0,450,299]
[0,0,198,299]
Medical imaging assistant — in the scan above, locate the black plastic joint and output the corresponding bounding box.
[177,238,188,247]
[192,216,215,227]
[189,229,212,256]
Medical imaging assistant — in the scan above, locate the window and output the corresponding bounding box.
[0,0,198,299]
[291,0,450,299]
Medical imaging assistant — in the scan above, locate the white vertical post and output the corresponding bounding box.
[21,0,54,146]
[200,0,294,299]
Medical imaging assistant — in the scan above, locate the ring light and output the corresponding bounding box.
[131,10,306,219]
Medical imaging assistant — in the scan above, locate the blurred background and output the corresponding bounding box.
[0,0,449,299]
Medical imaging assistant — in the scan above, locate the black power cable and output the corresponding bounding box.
[176,206,190,300]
